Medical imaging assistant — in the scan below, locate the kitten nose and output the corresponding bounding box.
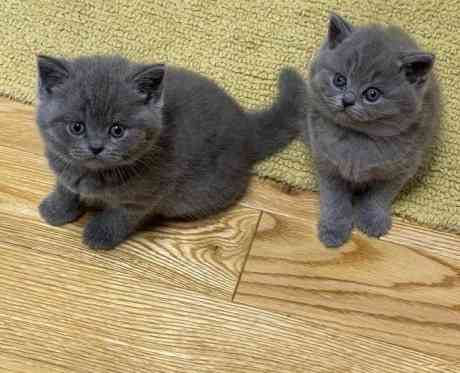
[89,146,104,155]
[342,92,356,107]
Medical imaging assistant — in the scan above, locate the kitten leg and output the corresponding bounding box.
[354,176,408,238]
[83,206,147,250]
[39,183,84,226]
[317,174,353,248]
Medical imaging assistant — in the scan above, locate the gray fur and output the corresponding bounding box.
[36,55,306,249]
[301,14,440,248]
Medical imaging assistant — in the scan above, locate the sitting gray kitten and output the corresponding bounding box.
[302,14,440,248]
[37,55,306,249]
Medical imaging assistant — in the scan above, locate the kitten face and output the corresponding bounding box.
[36,55,165,170]
[310,14,435,136]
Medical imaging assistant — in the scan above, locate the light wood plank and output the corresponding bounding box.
[0,97,42,155]
[2,83,460,372]
[235,211,460,360]
[0,354,74,373]
[0,140,260,300]
[241,178,460,261]
[0,205,260,300]
[0,239,456,373]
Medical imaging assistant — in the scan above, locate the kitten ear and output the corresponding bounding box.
[132,64,166,104]
[400,52,435,84]
[328,13,354,49]
[37,55,69,93]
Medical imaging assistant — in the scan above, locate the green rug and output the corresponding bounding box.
[1,1,459,233]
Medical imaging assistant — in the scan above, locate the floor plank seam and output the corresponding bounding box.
[231,210,263,302]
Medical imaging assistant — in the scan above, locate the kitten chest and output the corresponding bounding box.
[308,116,416,183]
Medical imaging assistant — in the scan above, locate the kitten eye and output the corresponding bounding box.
[68,122,85,136]
[109,124,125,138]
[333,73,347,88]
[363,87,382,102]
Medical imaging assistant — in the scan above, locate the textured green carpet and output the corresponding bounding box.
[1,1,459,232]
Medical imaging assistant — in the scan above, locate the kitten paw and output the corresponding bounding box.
[83,210,130,250]
[318,219,352,248]
[39,192,83,226]
[354,203,392,238]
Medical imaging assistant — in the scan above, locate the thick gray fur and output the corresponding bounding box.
[301,14,440,248]
[36,55,306,249]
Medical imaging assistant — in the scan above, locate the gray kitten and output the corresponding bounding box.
[36,55,306,249]
[302,14,440,248]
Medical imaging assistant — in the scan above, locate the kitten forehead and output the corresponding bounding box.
[336,26,413,78]
[69,56,135,120]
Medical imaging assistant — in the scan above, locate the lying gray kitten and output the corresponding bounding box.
[302,14,440,248]
[37,55,306,249]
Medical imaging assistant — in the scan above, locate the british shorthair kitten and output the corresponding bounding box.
[37,55,306,249]
[302,14,440,248]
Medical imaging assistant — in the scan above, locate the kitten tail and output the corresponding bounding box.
[248,67,307,162]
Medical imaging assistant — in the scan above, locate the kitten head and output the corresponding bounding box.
[36,55,165,170]
[309,13,435,136]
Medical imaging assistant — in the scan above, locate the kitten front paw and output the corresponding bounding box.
[354,202,392,238]
[318,218,352,248]
[83,210,130,250]
[39,192,83,226]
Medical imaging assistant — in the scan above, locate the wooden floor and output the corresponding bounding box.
[0,97,459,372]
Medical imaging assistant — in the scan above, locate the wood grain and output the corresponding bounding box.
[0,155,260,299]
[0,204,260,300]
[0,354,75,373]
[2,89,460,372]
[241,178,460,261]
[0,97,42,155]
[235,211,460,360]
[0,238,457,373]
